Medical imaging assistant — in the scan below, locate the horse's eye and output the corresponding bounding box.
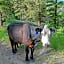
[35,31,38,34]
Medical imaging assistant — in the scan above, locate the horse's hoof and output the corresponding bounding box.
[30,57,35,62]
[47,45,50,47]
[25,59,29,61]
[12,50,17,54]
[30,57,34,60]
[15,49,17,52]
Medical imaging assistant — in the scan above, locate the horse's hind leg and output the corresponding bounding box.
[16,43,19,48]
[15,43,17,52]
[25,46,29,61]
[9,37,17,54]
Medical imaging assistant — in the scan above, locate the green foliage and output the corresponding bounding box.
[11,0,46,22]
[5,14,16,26]
[35,41,42,49]
[0,0,64,26]
[50,30,64,50]
[0,26,9,43]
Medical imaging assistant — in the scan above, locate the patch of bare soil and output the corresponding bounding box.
[0,41,64,64]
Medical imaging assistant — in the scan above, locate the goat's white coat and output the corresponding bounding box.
[41,25,51,47]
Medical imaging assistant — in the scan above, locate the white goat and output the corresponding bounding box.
[41,25,51,47]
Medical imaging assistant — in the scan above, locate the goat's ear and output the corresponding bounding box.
[40,28,42,32]
[49,27,56,32]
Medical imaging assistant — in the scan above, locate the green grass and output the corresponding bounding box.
[35,41,42,49]
[0,26,9,43]
[49,26,64,50]
[50,32,64,50]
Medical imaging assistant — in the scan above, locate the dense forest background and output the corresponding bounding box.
[0,0,64,27]
[0,0,64,50]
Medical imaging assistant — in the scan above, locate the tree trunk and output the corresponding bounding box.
[0,12,2,26]
[38,12,41,26]
[38,18,41,26]
[54,0,57,28]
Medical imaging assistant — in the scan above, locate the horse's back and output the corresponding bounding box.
[7,22,30,43]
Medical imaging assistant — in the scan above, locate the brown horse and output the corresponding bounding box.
[7,21,42,61]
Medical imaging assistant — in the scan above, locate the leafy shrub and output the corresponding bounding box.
[50,32,64,50]
[0,26,9,43]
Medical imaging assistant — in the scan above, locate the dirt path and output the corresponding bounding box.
[0,41,38,64]
[0,41,64,64]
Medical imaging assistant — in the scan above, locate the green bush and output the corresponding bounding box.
[0,26,9,43]
[50,32,64,50]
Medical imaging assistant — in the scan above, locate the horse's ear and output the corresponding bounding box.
[35,28,39,32]
[35,28,42,32]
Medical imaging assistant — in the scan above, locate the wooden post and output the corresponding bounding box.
[38,0,41,26]
[38,12,41,26]
[54,0,57,28]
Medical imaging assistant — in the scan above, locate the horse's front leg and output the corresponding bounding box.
[30,46,34,60]
[25,46,29,61]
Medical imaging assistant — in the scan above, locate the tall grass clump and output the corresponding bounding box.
[0,26,9,43]
[50,27,64,50]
